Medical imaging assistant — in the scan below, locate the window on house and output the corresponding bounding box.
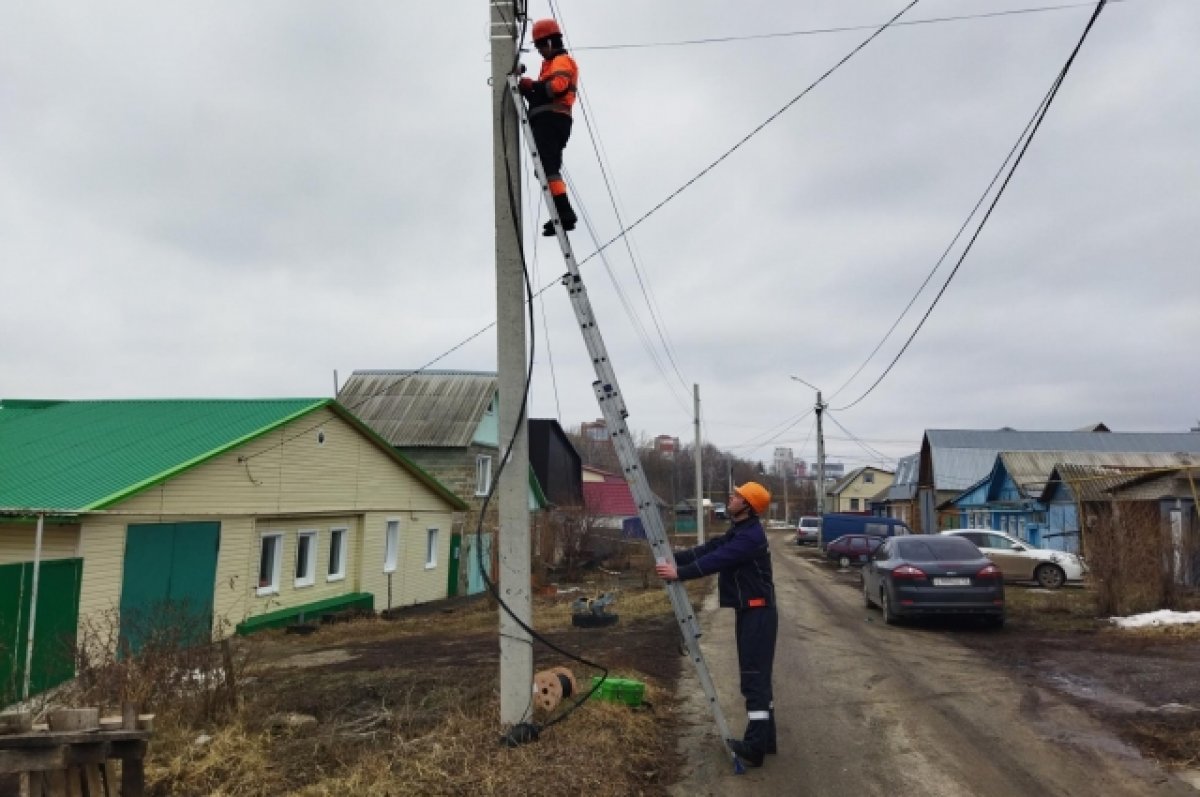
[384,520,399,573]
[258,533,283,595]
[425,528,438,569]
[328,527,347,581]
[295,530,317,587]
[850,498,860,511]
[475,455,492,496]
[864,471,875,484]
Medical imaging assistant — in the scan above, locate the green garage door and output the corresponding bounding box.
[119,522,220,655]
[0,558,83,704]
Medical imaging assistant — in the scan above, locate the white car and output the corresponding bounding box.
[795,516,820,545]
[941,530,1084,589]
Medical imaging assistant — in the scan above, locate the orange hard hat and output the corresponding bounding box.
[531,18,561,42]
[734,482,771,516]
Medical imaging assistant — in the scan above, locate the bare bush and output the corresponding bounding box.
[59,605,247,724]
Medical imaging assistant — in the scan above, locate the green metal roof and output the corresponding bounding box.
[0,398,467,513]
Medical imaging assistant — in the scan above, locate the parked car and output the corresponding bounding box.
[940,530,1084,589]
[825,534,884,568]
[795,515,820,545]
[863,535,1005,627]
[818,514,912,549]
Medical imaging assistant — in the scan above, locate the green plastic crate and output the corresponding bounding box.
[590,676,645,707]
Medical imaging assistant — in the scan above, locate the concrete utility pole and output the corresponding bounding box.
[490,0,532,731]
[792,376,828,519]
[694,384,704,544]
[816,391,827,517]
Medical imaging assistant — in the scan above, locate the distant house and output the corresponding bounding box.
[581,466,668,540]
[944,450,1197,551]
[0,398,465,702]
[336,370,548,528]
[1040,458,1199,564]
[827,467,894,514]
[529,419,583,509]
[917,428,1200,534]
[879,453,919,526]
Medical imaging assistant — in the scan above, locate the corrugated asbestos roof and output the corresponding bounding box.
[0,398,468,514]
[336,370,497,447]
[0,398,325,511]
[1000,450,1199,499]
[925,429,1200,492]
[1050,463,1197,501]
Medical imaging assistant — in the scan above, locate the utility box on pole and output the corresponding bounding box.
[490,0,532,731]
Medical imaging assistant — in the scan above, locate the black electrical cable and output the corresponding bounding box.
[834,0,1110,412]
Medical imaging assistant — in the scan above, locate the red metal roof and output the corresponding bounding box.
[582,480,637,518]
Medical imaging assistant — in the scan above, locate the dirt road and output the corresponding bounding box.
[670,530,1196,796]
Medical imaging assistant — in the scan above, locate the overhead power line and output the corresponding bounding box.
[575,0,921,270]
[833,0,1111,412]
[572,1,1131,52]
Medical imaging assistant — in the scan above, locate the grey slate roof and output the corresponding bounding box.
[923,429,1200,493]
[337,370,497,448]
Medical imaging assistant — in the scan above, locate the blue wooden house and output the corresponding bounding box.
[946,451,1200,553]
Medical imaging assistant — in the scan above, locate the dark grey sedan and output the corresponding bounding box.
[863,535,1005,627]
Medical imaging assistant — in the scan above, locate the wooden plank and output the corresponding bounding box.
[120,758,144,797]
[0,731,149,749]
[0,747,68,775]
[65,766,84,797]
[82,765,102,797]
[63,743,111,767]
[44,770,68,797]
[103,762,118,797]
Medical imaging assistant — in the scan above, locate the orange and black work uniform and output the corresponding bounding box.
[673,514,778,760]
[520,46,579,219]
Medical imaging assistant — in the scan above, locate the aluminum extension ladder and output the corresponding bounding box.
[507,76,745,774]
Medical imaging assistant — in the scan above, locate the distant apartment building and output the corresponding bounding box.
[773,447,795,478]
[580,418,610,442]
[653,435,680,457]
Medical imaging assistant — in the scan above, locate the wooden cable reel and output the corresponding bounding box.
[532,667,577,712]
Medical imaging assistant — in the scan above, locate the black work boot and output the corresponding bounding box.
[542,194,577,236]
[727,738,764,768]
[766,706,777,755]
[728,719,770,767]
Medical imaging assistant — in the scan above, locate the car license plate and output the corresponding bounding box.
[933,577,971,586]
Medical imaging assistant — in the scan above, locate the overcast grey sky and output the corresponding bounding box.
[2,1,1197,470]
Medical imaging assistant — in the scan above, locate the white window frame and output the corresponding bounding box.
[327,526,348,582]
[384,519,400,573]
[425,528,439,569]
[257,532,283,596]
[475,455,492,496]
[295,530,317,588]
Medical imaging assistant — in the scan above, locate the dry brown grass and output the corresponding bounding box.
[135,584,687,796]
[1002,585,1103,632]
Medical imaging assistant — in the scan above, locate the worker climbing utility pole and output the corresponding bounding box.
[490,0,532,732]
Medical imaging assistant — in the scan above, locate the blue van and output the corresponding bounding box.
[819,514,913,549]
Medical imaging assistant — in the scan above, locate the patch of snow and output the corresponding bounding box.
[1109,610,1200,629]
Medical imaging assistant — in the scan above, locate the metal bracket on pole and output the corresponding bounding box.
[507,76,743,773]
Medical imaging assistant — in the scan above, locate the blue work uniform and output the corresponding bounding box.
[674,514,778,757]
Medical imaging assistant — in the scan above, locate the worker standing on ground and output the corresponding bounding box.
[517,18,579,236]
[656,482,778,767]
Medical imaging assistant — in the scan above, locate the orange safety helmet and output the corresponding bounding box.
[734,482,771,516]
[531,18,562,43]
